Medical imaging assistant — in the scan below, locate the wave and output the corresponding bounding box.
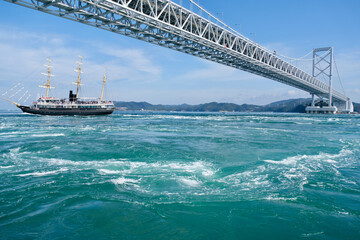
[301,232,324,237]
[2,116,357,205]
[178,177,202,187]
[0,131,31,136]
[0,165,14,169]
[0,121,18,130]
[43,158,217,177]
[98,169,123,175]
[111,177,141,185]
[31,133,65,137]
[264,196,299,201]
[45,158,127,167]
[25,145,356,201]
[16,168,68,177]
[264,148,354,168]
[80,126,96,131]
[264,155,301,166]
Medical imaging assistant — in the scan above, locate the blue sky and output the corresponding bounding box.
[0,0,359,109]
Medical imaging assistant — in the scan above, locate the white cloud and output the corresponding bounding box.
[0,26,164,108]
[0,22,359,110]
[93,44,162,76]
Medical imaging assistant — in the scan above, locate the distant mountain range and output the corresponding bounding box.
[114,98,360,113]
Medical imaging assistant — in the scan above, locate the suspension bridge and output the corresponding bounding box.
[4,0,354,113]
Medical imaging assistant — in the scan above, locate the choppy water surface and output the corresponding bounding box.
[1,111,359,239]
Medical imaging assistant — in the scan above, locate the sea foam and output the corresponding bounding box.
[178,177,202,187]
[111,177,141,185]
[16,168,68,177]
[31,133,65,137]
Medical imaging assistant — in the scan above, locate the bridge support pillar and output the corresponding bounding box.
[306,93,338,114]
[311,94,315,107]
[305,105,337,114]
[346,100,354,113]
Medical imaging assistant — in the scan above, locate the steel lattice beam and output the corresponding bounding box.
[5,0,349,103]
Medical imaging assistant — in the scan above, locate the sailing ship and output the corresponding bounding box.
[11,57,115,115]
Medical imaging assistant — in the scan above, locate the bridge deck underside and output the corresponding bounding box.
[6,0,349,103]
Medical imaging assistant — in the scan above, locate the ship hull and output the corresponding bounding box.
[18,105,114,116]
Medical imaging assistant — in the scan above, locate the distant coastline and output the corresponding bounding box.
[114,98,360,113]
[114,99,360,113]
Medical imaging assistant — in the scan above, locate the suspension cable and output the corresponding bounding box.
[189,0,331,64]
[333,55,346,95]
[275,50,314,61]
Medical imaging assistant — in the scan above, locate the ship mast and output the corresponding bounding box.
[100,67,107,102]
[73,56,83,99]
[39,58,55,98]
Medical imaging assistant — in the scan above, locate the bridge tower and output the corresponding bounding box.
[313,47,333,106]
[307,47,337,114]
[306,47,353,114]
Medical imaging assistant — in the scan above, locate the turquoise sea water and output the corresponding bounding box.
[0,111,359,239]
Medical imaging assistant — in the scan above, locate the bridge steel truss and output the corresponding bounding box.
[5,0,350,103]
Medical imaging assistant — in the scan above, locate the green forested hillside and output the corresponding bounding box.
[114,99,359,113]
[114,98,311,112]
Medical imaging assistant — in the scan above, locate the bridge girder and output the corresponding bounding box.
[5,0,349,103]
